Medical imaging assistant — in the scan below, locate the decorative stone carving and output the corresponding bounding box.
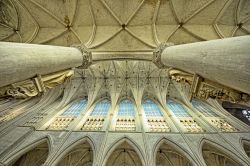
[180,119,204,132]
[191,75,249,104]
[115,118,136,131]
[153,42,174,68]
[47,116,75,130]
[210,119,237,132]
[81,117,105,131]
[168,68,193,85]
[42,69,74,89]
[0,80,38,99]
[147,117,170,132]
[72,44,92,69]
[0,69,74,99]
[168,69,249,104]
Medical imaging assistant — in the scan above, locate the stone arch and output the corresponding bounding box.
[166,98,193,112]
[7,137,50,166]
[117,96,136,106]
[117,88,135,103]
[241,139,250,158]
[91,96,111,109]
[154,138,195,166]
[200,139,243,166]
[103,137,145,166]
[53,136,95,166]
[141,96,162,108]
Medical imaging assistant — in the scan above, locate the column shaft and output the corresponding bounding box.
[160,36,250,94]
[0,42,83,87]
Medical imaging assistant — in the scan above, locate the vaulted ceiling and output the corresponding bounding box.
[1,0,250,102]
[1,0,250,51]
[73,61,171,105]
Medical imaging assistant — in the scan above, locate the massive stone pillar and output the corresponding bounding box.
[0,42,91,87]
[153,36,250,95]
[0,42,91,98]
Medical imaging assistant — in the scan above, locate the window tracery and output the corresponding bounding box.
[167,99,203,132]
[81,99,110,131]
[115,99,136,131]
[47,99,87,130]
[192,99,237,132]
[143,99,170,132]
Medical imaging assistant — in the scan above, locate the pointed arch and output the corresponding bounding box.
[7,137,50,166]
[115,98,137,131]
[142,98,163,117]
[103,137,145,166]
[154,138,195,166]
[200,138,243,166]
[53,136,95,166]
[47,98,88,130]
[117,96,136,107]
[117,98,136,117]
[142,98,170,132]
[93,91,111,108]
[166,98,204,132]
[81,97,111,131]
[241,139,250,158]
[90,98,111,116]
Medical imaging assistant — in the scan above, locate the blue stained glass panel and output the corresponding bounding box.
[91,99,111,116]
[118,99,135,116]
[62,99,87,116]
[191,99,219,117]
[166,100,191,117]
[143,99,163,117]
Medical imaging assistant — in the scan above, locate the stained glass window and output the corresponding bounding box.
[242,109,250,121]
[118,99,135,116]
[62,99,87,116]
[191,99,219,117]
[166,100,191,117]
[143,99,162,117]
[90,99,110,116]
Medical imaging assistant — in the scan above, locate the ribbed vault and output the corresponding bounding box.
[1,0,250,51]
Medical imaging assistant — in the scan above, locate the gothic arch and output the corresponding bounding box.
[141,98,166,112]
[103,137,145,166]
[53,136,95,166]
[90,97,111,109]
[200,138,243,166]
[7,137,50,166]
[153,138,196,166]
[117,97,136,106]
[166,98,193,113]
[117,88,135,103]
[241,139,250,158]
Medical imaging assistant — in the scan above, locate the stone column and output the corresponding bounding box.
[0,42,91,87]
[153,36,250,94]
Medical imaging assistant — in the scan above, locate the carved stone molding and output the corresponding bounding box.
[168,69,249,104]
[72,44,92,69]
[190,75,249,104]
[153,42,174,68]
[168,68,193,85]
[0,69,74,99]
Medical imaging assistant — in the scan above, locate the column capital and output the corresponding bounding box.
[72,44,92,69]
[153,42,174,68]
